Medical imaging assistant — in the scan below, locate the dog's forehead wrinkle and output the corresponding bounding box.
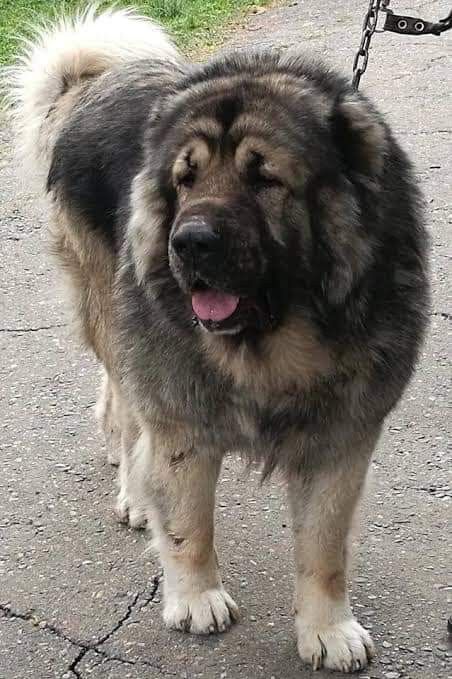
[185,116,223,138]
[214,93,243,132]
[234,135,298,177]
[164,92,329,188]
[173,130,302,194]
[175,71,324,139]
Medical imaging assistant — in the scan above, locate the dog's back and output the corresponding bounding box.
[5,8,182,366]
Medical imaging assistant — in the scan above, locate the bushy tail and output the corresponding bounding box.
[4,6,181,172]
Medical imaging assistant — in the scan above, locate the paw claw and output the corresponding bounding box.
[164,588,238,635]
[116,492,147,529]
[297,618,375,673]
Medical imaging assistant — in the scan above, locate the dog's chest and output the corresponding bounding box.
[220,387,305,452]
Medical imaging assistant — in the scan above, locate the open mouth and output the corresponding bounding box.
[190,281,276,335]
[191,284,243,334]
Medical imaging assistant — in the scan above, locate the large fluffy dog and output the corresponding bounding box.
[8,7,429,672]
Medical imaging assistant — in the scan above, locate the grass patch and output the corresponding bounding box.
[0,0,268,65]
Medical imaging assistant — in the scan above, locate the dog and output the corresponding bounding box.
[6,7,429,672]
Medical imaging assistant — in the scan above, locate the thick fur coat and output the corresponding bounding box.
[6,7,429,672]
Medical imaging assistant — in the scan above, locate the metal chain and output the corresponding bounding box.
[351,0,387,90]
[352,1,452,90]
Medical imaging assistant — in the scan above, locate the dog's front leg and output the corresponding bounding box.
[136,423,238,634]
[288,434,378,673]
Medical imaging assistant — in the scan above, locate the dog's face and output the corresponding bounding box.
[131,54,386,338]
[167,114,300,335]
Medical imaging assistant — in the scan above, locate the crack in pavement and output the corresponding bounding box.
[87,652,178,677]
[429,311,451,320]
[397,129,452,136]
[415,485,451,498]
[0,573,163,678]
[0,323,67,333]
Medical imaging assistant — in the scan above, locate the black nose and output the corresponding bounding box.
[172,222,221,264]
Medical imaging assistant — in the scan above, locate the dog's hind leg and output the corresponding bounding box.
[116,412,147,529]
[94,370,146,528]
[95,368,122,466]
[97,385,146,529]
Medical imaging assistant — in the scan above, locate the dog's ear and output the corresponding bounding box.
[330,93,387,181]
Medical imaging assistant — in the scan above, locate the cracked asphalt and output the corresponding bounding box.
[0,1,450,678]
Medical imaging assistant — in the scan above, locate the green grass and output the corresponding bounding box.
[0,0,268,65]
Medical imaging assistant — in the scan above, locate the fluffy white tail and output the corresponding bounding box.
[5,6,180,170]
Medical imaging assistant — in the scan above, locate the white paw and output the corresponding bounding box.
[163,587,239,635]
[296,617,375,672]
[116,489,147,529]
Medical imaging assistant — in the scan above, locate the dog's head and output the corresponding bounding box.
[129,52,386,338]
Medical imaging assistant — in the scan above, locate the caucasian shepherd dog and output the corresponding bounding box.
[7,7,429,672]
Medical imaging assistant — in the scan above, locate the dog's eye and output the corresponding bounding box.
[178,168,196,189]
[247,153,282,190]
[175,152,197,190]
[253,173,283,190]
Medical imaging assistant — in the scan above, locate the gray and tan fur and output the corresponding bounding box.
[6,7,429,673]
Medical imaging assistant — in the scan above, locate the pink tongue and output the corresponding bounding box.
[192,290,240,322]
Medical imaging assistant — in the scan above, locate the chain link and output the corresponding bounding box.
[352,1,451,90]
[352,0,387,90]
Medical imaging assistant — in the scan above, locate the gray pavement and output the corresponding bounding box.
[0,1,450,678]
